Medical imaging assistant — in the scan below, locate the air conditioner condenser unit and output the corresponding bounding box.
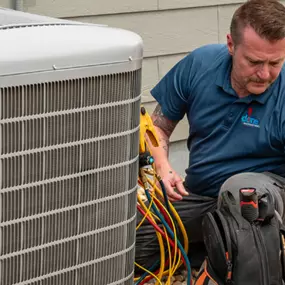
[0,8,143,285]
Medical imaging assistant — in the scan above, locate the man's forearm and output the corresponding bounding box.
[150,104,179,170]
[149,126,171,170]
[149,104,187,199]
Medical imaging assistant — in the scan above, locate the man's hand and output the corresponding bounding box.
[149,103,188,201]
[157,167,189,201]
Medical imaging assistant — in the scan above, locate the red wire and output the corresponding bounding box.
[136,204,187,265]
[136,184,190,284]
[152,196,173,230]
[137,180,173,230]
[135,200,173,283]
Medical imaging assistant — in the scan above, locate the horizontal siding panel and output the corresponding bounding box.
[20,0,158,18]
[159,0,245,10]
[142,53,188,103]
[0,0,13,8]
[218,4,240,43]
[72,7,219,57]
[144,101,189,142]
[142,90,156,104]
[142,57,159,103]
[158,53,188,79]
[3,0,247,18]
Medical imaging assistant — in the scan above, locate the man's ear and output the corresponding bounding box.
[227,34,234,55]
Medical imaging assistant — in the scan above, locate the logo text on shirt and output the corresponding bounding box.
[241,107,260,128]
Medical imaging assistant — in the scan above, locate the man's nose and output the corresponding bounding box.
[257,64,270,80]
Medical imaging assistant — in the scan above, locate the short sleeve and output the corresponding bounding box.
[150,53,194,121]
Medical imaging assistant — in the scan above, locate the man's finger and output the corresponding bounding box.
[163,180,183,201]
[168,196,177,202]
[166,188,183,201]
[175,180,189,196]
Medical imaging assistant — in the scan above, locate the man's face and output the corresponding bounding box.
[227,26,285,95]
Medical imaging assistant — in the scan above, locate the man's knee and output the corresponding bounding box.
[218,172,285,219]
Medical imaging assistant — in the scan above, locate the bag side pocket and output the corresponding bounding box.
[202,211,228,280]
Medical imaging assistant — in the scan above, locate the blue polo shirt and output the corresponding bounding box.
[151,44,285,197]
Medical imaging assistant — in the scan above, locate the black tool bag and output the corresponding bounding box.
[194,190,285,285]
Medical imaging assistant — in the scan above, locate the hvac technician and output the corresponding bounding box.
[150,0,285,267]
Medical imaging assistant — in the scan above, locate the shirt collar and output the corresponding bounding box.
[215,51,276,105]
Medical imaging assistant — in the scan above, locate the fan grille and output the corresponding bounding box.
[0,69,141,285]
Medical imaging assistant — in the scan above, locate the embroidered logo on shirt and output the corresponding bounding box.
[241,107,260,128]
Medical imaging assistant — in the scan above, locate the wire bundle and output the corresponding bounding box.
[135,165,192,285]
[136,106,192,284]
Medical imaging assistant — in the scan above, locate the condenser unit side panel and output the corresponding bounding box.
[0,18,143,284]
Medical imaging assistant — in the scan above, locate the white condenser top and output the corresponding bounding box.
[0,8,143,77]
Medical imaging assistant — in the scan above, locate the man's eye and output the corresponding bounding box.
[249,60,259,65]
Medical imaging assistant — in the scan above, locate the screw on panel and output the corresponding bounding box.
[128,56,133,61]
[52,65,57,70]
[141,106,146,115]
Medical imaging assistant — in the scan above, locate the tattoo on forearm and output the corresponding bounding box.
[151,104,178,137]
[159,137,170,155]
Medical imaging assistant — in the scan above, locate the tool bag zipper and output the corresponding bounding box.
[252,223,270,285]
[215,211,233,284]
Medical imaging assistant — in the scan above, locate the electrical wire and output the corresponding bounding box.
[164,226,173,285]
[158,177,173,220]
[138,171,182,282]
[136,114,192,285]
[151,194,178,284]
[144,188,192,285]
[135,262,163,285]
[146,175,190,277]
[143,172,188,259]
[134,261,160,285]
[136,171,191,284]
[136,194,154,230]
[137,194,165,284]
[135,226,174,285]
[136,204,185,285]
[147,177,189,256]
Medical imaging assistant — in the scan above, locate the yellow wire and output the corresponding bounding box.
[137,189,183,280]
[137,192,179,283]
[172,250,182,276]
[136,194,154,230]
[147,176,189,255]
[137,192,160,221]
[135,164,190,282]
[146,175,187,275]
[149,198,182,280]
[148,189,176,284]
[163,226,172,285]
[151,190,180,277]
[137,112,190,282]
[136,194,165,284]
[151,193,179,281]
[135,262,163,285]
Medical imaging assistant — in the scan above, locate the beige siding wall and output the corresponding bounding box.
[0,0,12,8]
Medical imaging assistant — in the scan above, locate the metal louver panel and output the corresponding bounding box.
[0,69,141,285]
